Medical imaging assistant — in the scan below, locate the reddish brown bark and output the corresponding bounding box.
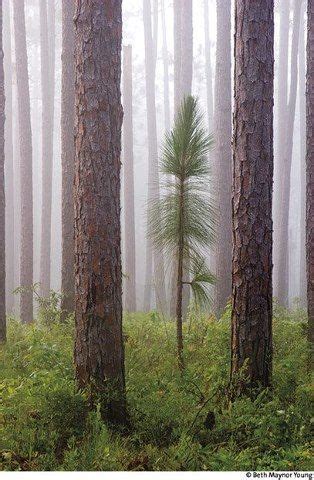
[0,0,5,342]
[231,0,274,389]
[213,0,232,317]
[74,0,126,424]
[13,0,33,324]
[3,0,14,315]
[306,0,314,363]
[60,0,75,319]
[123,45,136,313]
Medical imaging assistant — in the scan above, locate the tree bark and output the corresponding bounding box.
[74,0,127,425]
[306,0,314,365]
[143,0,167,313]
[39,0,54,298]
[13,0,33,324]
[0,0,5,342]
[231,0,274,390]
[276,0,303,306]
[60,0,75,320]
[123,45,137,312]
[213,0,232,317]
[299,1,306,304]
[3,0,13,315]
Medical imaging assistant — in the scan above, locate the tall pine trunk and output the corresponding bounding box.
[143,0,166,312]
[60,0,75,320]
[213,0,232,317]
[273,0,289,299]
[299,2,306,304]
[306,0,314,365]
[39,0,54,298]
[123,45,137,312]
[231,0,274,390]
[276,0,303,306]
[74,0,127,424]
[0,0,5,342]
[161,0,170,131]
[3,0,13,314]
[204,0,213,132]
[13,0,33,324]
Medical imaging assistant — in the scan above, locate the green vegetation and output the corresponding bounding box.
[0,305,312,471]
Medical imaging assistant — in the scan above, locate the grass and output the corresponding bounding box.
[0,303,312,471]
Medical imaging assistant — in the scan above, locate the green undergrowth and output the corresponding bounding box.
[0,304,312,471]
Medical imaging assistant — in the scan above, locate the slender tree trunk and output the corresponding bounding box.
[173,0,182,114]
[143,0,167,313]
[213,0,232,317]
[39,0,54,298]
[74,0,127,425]
[299,1,306,303]
[277,0,303,306]
[231,0,274,390]
[306,0,314,364]
[204,0,214,132]
[60,0,75,320]
[13,0,33,324]
[123,45,137,312]
[273,0,290,299]
[176,177,185,371]
[161,0,170,131]
[0,0,5,342]
[3,0,13,314]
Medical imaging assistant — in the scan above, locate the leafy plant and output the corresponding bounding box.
[149,95,216,369]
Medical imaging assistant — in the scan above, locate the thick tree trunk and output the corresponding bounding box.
[143,0,167,313]
[299,2,306,304]
[231,0,274,390]
[0,0,5,342]
[273,0,290,299]
[276,0,303,306]
[60,0,75,320]
[74,0,127,425]
[123,45,137,313]
[306,0,314,364]
[213,0,232,317]
[39,0,54,298]
[161,0,170,131]
[3,0,13,314]
[13,0,33,324]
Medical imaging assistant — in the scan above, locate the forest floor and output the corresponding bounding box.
[0,304,312,471]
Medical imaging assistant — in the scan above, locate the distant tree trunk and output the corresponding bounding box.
[273,0,290,299]
[173,0,182,114]
[74,0,127,424]
[299,1,306,303]
[306,0,314,364]
[277,0,303,306]
[60,0,75,320]
[3,0,14,314]
[0,0,5,342]
[123,45,137,312]
[13,0,33,323]
[231,0,274,390]
[39,0,54,298]
[213,0,232,317]
[143,0,167,313]
[180,0,192,97]
[161,0,170,131]
[204,0,214,132]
